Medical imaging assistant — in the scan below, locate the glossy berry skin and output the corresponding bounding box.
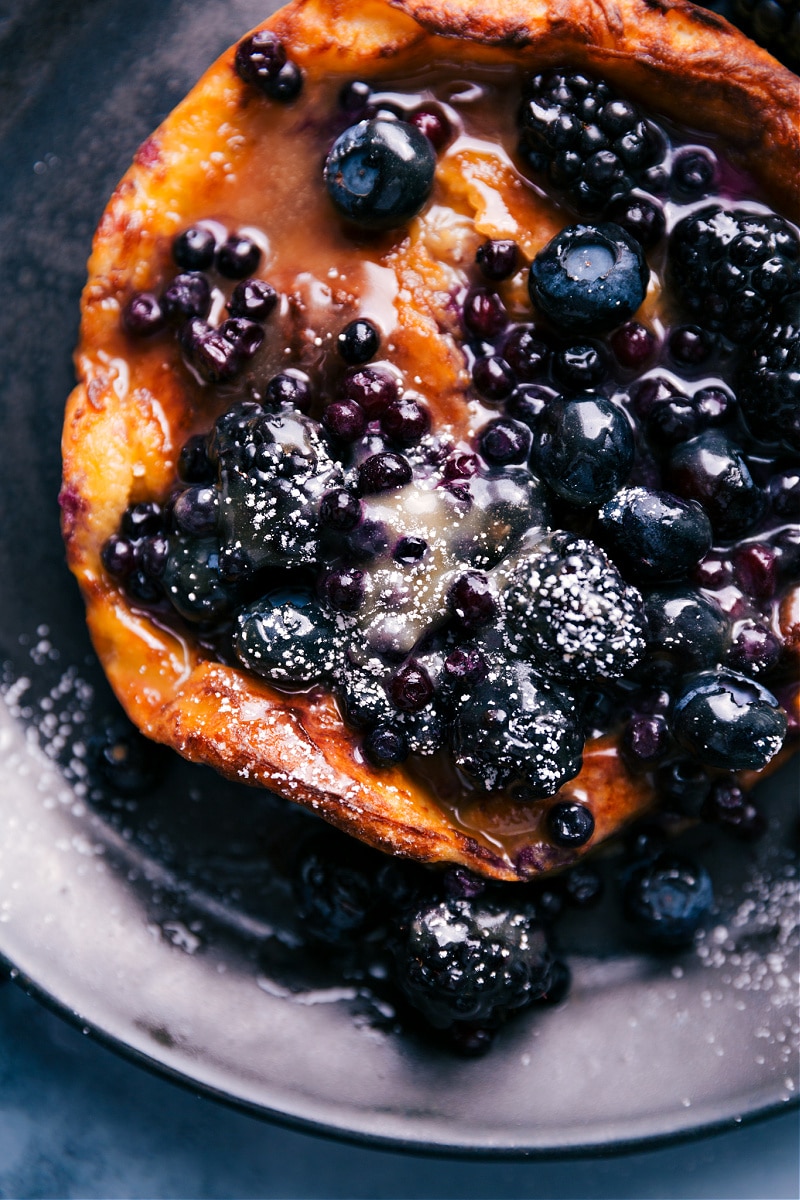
[162,273,212,321]
[463,288,508,338]
[472,356,515,401]
[235,30,287,88]
[122,292,165,337]
[502,326,550,380]
[322,567,366,613]
[388,661,435,713]
[518,70,662,214]
[476,239,519,281]
[668,431,764,538]
[479,419,531,465]
[605,194,665,250]
[452,658,583,797]
[672,669,787,771]
[382,396,430,445]
[667,206,800,340]
[322,399,366,442]
[394,897,553,1028]
[643,589,729,670]
[623,856,713,947]
[228,278,277,321]
[234,594,340,685]
[136,532,169,582]
[531,393,634,507]
[547,800,595,847]
[337,318,380,364]
[447,571,499,631]
[319,488,361,531]
[409,107,451,151]
[264,372,312,412]
[216,234,262,279]
[341,366,398,417]
[736,292,800,452]
[597,487,713,583]
[182,320,241,383]
[671,148,716,196]
[504,533,646,682]
[162,537,236,624]
[726,621,782,678]
[610,322,657,370]
[363,723,409,767]
[324,118,436,230]
[552,342,609,390]
[172,225,216,271]
[358,452,412,494]
[266,60,303,103]
[172,485,219,537]
[529,223,649,334]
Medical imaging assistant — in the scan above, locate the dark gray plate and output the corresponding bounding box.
[0,0,798,1156]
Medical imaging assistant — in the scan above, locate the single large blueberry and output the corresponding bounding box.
[668,431,765,538]
[597,487,713,582]
[623,856,713,946]
[324,118,436,230]
[672,669,787,771]
[643,589,729,669]
[529,223,650,334]
[234,593,340,686]
[531,393,633,507]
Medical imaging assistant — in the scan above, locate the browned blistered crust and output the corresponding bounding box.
[62,0,800,881]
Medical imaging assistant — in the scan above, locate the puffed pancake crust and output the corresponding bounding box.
[61,0,800,881]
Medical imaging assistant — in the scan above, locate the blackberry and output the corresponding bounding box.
[737,292,800,451]
[234,594,341,686]
[667,206,800,340]
[452,657,583,797]
[518,70,663,215]
[213,405,344,572]
[394,897,553,1028]
[503,533,646,681]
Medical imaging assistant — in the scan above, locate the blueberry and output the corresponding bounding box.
[382,395,429,445]
[604,194,665,250]
[668,324,715,367]
[322,399,366,441]
[101,535,134,579]
[216,234,262,279]
[502,325,551,380]
[387,661,435,713]
[121,292,165,337]
[337,318,380,364]
[266,60,303,104]
[609,321,657,370]
[162,272,212,321]
[531,392,634,507]
[393,536,427,564]
[476,239,519,281]
[623,856,713,947]
[546,800,595,847]
[324,118,436,230]
[394,897,553,1028]
[234,593,340,685]
[622,712,670,766]
[643,588,729,669]
[733,542,778,600]
[235,30,287,89]
[671,148,716,196]
[319,488,361,531]
[471,356,516,401]
[182,320,241,383]
[597,487,713,582]
[409,107,451,151]
[672,669,787,771]
[552,341,609,390]
[172,225,216,271]
[363,723,409,767]
[264,371,312,412]
[479,419,531,465]
[452,657,583,797]
[655,758,711,817]
[667,431,765,538]
[446,571,500,631]
[462,288,508,338]
[340,366,398,417]
[227,278,277,321]
[162,537,236,624]
[529,222,649,334]
[563,863,604,907]
[768,469,800,516]
[172,485,219,536]
[358,451,412,494]
[726,620,782,677]
[218,317,264,358]
[704,779,766,840]
[322,566,366,613]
